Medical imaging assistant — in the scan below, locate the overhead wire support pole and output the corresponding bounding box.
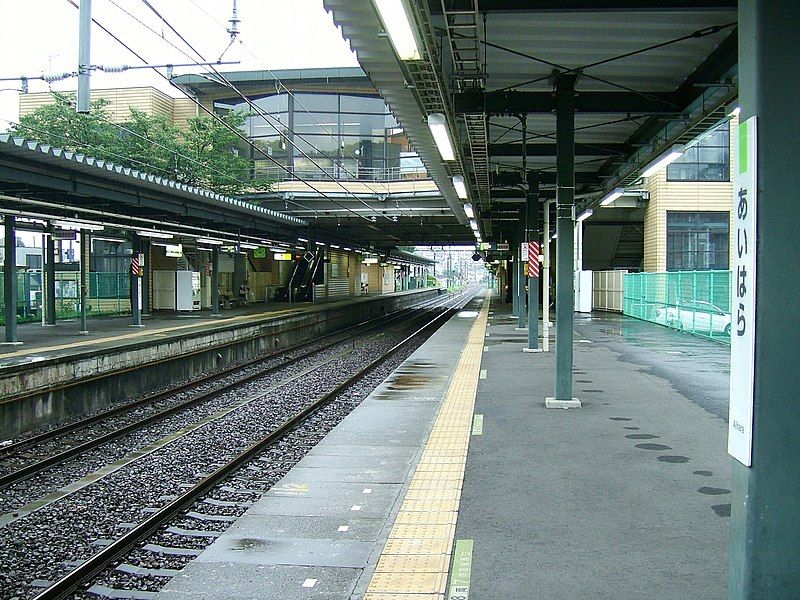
[77,0,92,113]
[517,115,528,331]
[524,171,541,353]
[547,73,581,409]
[3,216,21,345]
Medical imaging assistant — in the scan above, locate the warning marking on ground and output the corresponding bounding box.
[479,369,487,380]
[447,539,474,600]
[471,415,484,436]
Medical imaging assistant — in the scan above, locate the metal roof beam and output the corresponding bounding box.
[455,91,683,115]
[428,0,736,12]
[488,142,629,157]
[491,171,600,186]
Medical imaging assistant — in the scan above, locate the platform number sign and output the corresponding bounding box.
[447,539,473,600]
[728,116,757,467]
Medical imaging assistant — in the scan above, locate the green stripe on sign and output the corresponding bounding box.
[472,414,484,436]
[739,119,749,175]
[448,539,474,600]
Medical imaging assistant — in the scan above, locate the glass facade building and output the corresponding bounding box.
[219,93,425,182]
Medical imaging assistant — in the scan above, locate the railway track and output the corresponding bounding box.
[0,289,478,600]
[0,293,451,492]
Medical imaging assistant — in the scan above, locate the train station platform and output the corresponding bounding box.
[0,288,443,439]
[156,291,732,599]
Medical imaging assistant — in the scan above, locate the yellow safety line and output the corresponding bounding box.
[365,295,489,599]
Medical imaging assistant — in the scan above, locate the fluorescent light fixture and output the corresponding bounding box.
[92,236,126,244]
[136,230,173,239]
[343,247,352,251]
[372,0,421,60]
[641,144,685,177]
[295,245,305,250]
[197,237,224,245]
[463,203,474,219]
[54,220,104,231]
[196,246,214,251]
[315,241,325,246]
[239,242,258,249]
[600,188,625,207]
[330,244,340,249]
[427,113,455,161]
[452,175,468,199]
[297,237,309,242]
[576,209,593,222]
[469,219,478,231]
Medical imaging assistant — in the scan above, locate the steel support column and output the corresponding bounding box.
[728,1,800,596]
[549,74,580,408]
[543,201,553,352]
[526,172,540,351]
[3,216,19,344]
[141,239,150,316]
[211,247,220,317]
[517,207,527,330]
[511,240,519,316]
[45,233,56,325]
[79,229,89,334]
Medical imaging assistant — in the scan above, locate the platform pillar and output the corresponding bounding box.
[211,247,220,317]
[549,73,579,408]
[525,172,540,351]
[141,239,151,316]
[728,1,800,596]
[45,232,56,325]
[511,238,519,317]
[3,216,20,344]
[79,229,89,334]
[542,201,553,352]
[517,207,527,330]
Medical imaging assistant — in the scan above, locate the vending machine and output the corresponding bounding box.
[176,271,201,311]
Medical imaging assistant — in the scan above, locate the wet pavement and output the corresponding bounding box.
[574,312,731,420]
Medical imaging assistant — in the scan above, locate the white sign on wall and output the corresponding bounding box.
[728,116,758,467]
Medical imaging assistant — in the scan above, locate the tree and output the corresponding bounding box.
[9,93,270,195]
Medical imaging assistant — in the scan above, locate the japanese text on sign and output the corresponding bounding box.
[728,116,757,467]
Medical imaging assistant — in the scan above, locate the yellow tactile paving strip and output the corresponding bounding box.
[365,297,489,600]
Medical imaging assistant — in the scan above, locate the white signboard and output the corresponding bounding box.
[728,116,757,467]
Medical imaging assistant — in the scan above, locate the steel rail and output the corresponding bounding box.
[0,295,448,489]
[31,288,478,600]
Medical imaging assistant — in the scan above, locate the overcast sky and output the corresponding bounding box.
[0,0,360,128]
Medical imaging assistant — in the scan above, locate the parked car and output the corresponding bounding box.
[655,301,732,335]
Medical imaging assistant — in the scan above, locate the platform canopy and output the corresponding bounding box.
[322,0,738,244]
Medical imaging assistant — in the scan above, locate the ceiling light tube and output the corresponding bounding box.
[641,144,685,177]
[600,188,625,207]
[136,230,173,239]
[297,237,309,242]
[576,209,594,222]
[372,0,422,61]
[427,113,455,161]
[239,242,258,249]
[330,244,340,249]
[452,174,468,199]
[315,241,325,246]
[469,219,478,231]
[196,246,214,251]
[463,203,474,219]
[196,237,224,245]
[54,220,104,231]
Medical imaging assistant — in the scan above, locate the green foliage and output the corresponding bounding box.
[9,93,271,195]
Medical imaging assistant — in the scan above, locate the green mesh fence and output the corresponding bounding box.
[623,270,731,343]
[0,271,130,325]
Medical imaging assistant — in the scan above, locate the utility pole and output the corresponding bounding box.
[77,0,92,113]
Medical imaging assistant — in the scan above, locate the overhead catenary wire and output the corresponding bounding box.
[106,0,417,223]
[137,0,406,226]
[62,0,398,238]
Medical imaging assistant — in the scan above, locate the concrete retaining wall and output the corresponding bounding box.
[0,289,441,439]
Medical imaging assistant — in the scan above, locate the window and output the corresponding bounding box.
[666,211,729,271]
[667,122,730,182]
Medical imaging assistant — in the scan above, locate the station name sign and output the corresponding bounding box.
[728,115,758,467]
